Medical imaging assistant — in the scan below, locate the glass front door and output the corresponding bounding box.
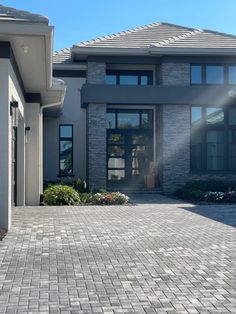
[107,109,153,186]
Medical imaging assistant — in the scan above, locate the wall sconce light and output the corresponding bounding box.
[25,126,31,144]
[22,45,29,54]
[10,100,19,128]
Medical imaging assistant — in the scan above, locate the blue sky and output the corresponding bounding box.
[1,0,236,51]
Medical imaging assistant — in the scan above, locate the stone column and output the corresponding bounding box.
[87,62,107,189]
[161,105,190,193]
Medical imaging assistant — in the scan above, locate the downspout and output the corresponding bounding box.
[39,86,66,195]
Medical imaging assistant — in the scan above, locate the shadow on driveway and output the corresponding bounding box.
[181,204,236,228]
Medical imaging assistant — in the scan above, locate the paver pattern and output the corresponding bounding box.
[0,194,235,313]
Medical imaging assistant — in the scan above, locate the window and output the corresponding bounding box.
[106,70,153,85]
[206,65,224,84]
[191,65,202,84]
[191,106,236,172]
[59,125,73,175]
[106,110,153,130]
[191,64,236,85]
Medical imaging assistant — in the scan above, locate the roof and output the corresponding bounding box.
[53,22,236,64]
[0,4,49,24]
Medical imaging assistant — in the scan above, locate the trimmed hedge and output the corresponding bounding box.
[44,185,81,206]
[175,180,236,202]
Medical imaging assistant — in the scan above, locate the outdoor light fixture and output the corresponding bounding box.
[10,100,19,127]
[25,126,31,144]
[22,45,29,54]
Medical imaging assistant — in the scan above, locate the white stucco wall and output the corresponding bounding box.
[43,77,86,182]
[0,59,11,229]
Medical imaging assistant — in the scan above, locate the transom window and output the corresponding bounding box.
[107,109,153,129]
[191,64,236,85]
[59,125,73,175]
[191,106,236,171]
[106,70,153,85]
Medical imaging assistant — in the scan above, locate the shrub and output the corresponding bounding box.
[91,192,129,205]
[79,193,94,204]
[44,185,81,206]
[74,178,88,193]
[204,191,236,203]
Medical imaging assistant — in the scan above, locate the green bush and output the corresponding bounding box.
[44,185,81,206]
[79,193,94,204]
[175,180,236,201]
[74,178,88,193]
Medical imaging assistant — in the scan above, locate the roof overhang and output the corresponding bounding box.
[71,46,236,61]
[0,19,65,108]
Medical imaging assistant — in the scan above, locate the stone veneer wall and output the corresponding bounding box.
[159,63,191,193]
[161,63,190,86]
[161,105,191,193]
[87,62,107,189]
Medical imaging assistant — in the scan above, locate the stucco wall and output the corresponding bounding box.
[43,77,86,182]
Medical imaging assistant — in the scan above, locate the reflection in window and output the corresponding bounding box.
[191,65,202,84]
[106,71,152,85]
[108,158,125,168]
[117,113,140,129]
[108,134,124,144]
[190,132,203,171]
[191,107,202,125]
[106,112,116,129]
[120,75,138,85]
[229,66,236,84]
[206,108,224,124]
[229,108,236,126]
[207,131,224,170]
[59,125,73,174]
[108,146,124,156]
[108,170,125,181]
[206,66,224,84]
[229,130,236,170]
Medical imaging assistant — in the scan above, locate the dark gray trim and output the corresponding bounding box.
[25,93,41,103]
[162,56,236,64]
[81,84,236,108]
[53,70,86,78]
[86,56,161,65]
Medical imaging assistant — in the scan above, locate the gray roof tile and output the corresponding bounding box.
[53,22,236,64]
[0,4,48,24]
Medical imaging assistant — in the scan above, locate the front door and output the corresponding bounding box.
[107,109,153,187]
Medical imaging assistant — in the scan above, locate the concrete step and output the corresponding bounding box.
[107,187,162,194]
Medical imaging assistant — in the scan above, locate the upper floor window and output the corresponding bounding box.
[191,64,236,85]
[59,125,73,175]
[106,70,153,85]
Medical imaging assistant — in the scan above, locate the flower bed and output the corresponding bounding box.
[204,191,236,203]
[43,182,129,206]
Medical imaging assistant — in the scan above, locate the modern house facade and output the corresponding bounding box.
[2,4,236,230]
[48,22,236,193]
[0,5,65,229]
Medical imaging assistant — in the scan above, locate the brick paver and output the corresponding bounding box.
[0,194,235,313]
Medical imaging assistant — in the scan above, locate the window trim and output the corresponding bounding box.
[190,105,236,173]
[58,124,74,176]
[190,64,236,86]
[106,70,153,85]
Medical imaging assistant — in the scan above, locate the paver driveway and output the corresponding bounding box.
[0,195,236,314]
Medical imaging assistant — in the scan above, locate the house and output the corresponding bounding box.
[48,22,236,193]
[0,5,65,230]
[1,4,236,230]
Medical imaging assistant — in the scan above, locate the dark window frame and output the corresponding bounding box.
[58,124,74,176]
[190,64,236,85]
[190,105,236,173]
[106,70,153,85]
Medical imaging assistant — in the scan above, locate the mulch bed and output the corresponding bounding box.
[0,229,7,241]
